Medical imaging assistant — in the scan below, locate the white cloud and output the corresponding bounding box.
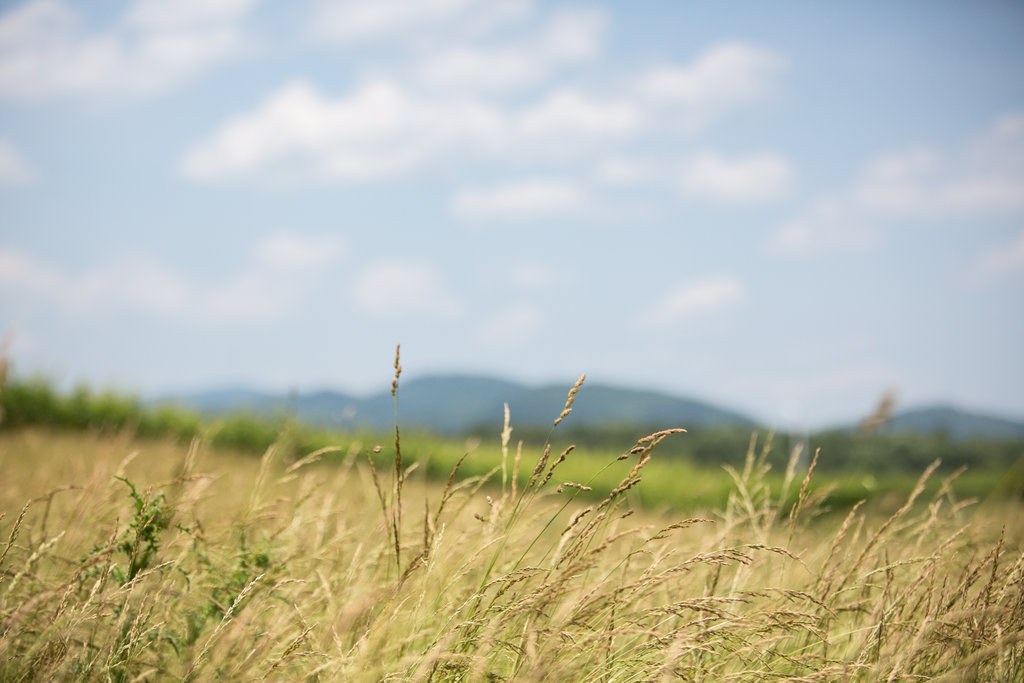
[679,151,793,203]
[0,232,341,324]
[770,199,878,255]
[414,8,606,92]
[855,115,1024,216]
[594,157,653,185]
[508,262,555,289]
[453,179,585,222]
[0,0,255,102]
[968,230,1024,284]
[207,232,345,322]
[253,232,343,270]
[181,37,783,187]
[181,78,644,184]
[125,0,260,28]
[474,302,542,349]
[517,88,639,141]
[89,258,191,315]
[308,0,531,45]
[0,138,34,184]
[643,274,745,324]
[774,111,1024,255]
[353,261,462,318]
[0,247,64,299]
[205,271,288,322]
[415,48,537,93]
[181,79,510,184]
[0,247,189,315]
[637,42,786,129]
[535,7,605,63]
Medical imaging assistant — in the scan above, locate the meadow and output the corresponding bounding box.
[1,370,1023,680]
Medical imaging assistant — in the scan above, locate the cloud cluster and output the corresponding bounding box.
[307,0,532,47]
[968,230,1024,284]
[0,0,257,102]
[641,274,746,326]
[679,152,794,204]
[178,2,790,220]
[166,4,783,331]
[473,302,543,349]
[0,0,793,222]
[0,232,343,325]
[181,66,781,188]
[774,112,1024,255]
[179,79,642,185]
[0,138,33,183]
[636,42,786,132]
[452,179,586,222]
[352,260,462,319]
[860,114,1024,217]
[772,199,879,255]
[411,8,606,93]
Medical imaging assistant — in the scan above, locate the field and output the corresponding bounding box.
[2,409,1023,680]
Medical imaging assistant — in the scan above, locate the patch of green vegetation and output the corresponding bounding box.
[2,374,1022,511]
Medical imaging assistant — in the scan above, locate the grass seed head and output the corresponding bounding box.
[390,345,402,396]
[553,373,586,427]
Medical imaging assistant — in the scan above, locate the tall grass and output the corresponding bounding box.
[0,367,1022,680]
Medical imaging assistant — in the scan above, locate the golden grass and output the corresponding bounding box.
[1,418,1022,681]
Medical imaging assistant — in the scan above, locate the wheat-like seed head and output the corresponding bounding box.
[540,445,575,488]
[553,373,586,427]
[391,344,402,396]
[528,444,552,489]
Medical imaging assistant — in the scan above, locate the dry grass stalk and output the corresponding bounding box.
[388,343,405,571]
[539,444,575,488]
[527,444,551,491]
[0,502,29,568]
[390,344,401,397]
[500,403,512,491]
[553,373,586,427]
[789,446,820,529]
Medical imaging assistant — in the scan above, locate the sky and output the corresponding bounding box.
[1,0,1023,430]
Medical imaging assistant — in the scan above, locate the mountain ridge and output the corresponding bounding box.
[161,374,1024,441]
[163,373,758,434]
[881,403,1024,441]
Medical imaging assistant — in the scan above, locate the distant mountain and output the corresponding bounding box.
[162,374,759,434]
[165,387,289,413]
[160,377,1024,441]
[882,405,1024,442]
[502,383,758,431]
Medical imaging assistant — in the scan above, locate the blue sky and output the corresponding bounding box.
[1,0,1023,429]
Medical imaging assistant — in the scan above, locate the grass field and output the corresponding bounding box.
[4,371,1019,516]
[2,413,1022,681]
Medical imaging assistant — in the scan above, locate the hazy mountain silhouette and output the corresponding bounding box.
[166,374,757,433]
[165,375,1024,441]
[881,404,1024,442]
